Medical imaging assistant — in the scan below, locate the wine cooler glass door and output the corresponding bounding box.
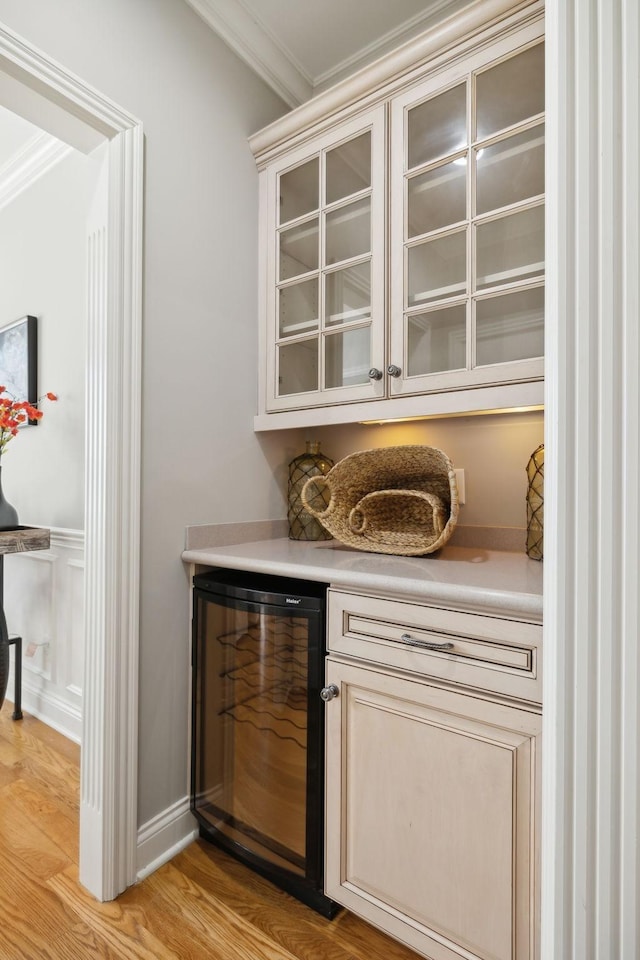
[192,587,324,887]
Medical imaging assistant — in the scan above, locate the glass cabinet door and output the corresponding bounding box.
[390,27,545,396]
[266,108,385,411]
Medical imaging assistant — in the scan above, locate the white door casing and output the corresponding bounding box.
[0,22,143,900]
[543,0,640,955]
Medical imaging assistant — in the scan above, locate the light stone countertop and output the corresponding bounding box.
[182,537,543,622]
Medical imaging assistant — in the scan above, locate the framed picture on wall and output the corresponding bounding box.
[0,315,38,423]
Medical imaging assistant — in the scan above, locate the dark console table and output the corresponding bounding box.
[0,527,51,720]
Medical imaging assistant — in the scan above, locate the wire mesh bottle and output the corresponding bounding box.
[526,443,544,560]
[288,441,333,541]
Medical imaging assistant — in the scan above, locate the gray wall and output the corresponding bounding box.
[0,149,95,529]
[0,0,544,831]
[275,411,544,532]
[0,0,292,825]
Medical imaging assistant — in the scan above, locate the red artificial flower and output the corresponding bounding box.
[0,387,58,457]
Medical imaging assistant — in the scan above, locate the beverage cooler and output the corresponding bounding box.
[191,567,338,917]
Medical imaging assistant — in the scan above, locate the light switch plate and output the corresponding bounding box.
[454,468,466,505]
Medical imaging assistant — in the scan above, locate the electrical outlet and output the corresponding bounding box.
[454,468,466,505]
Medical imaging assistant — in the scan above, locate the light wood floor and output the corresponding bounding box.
[0,702,420,960]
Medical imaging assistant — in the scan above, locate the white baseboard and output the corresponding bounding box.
[136,795,199,882]
[13,675,82,743]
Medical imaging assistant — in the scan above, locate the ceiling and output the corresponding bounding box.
[0,103,72,212]
[0,103,41,169]
[184,0,471,106]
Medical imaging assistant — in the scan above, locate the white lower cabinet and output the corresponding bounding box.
[324,590,541,960]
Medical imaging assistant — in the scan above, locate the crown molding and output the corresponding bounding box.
[183,0,312,107]
[0,131,72,211]
[184,0,525,110]
[313,0,471,92]
[249,0,543,163]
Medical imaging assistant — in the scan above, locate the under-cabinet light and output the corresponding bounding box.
[359,404,543,425]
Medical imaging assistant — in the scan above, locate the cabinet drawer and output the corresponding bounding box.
[328,589,541,703]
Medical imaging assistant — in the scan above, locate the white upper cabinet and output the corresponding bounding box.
[252,4,544,430]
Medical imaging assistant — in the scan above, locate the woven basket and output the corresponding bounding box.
[301,445,459,556]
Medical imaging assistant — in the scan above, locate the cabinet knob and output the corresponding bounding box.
[387,364,402,378]
[320,684,340,702]
[368,367,383,381]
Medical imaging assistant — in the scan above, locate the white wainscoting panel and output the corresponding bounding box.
[3,527,84,743]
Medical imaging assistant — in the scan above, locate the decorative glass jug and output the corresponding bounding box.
[288,441,333,541]
[526,443,544,560]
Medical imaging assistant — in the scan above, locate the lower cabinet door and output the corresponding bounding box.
[324,658,541,960]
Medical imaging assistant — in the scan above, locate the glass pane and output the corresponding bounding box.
[325,197,370,266]
[476,206,544,290]
[407,304,467,376]
[407,230,467,306]
[279,279,319,338]
[325,326,370,388]
[279,218,319,281]
[278,339,318,395]
[279,158,319,224]
[325,262,371,327]
[476,125,544,215]
[476,287,544,365]
[326,132,371,205]
[476,43,545,140]
[408,83,467,169]
[408,159,467,238]
[193,595,308,874]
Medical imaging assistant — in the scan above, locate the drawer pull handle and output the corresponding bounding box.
[400,632,454,652]
[320,684,340,702]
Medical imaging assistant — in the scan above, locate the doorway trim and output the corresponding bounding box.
[0,23,142,900]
